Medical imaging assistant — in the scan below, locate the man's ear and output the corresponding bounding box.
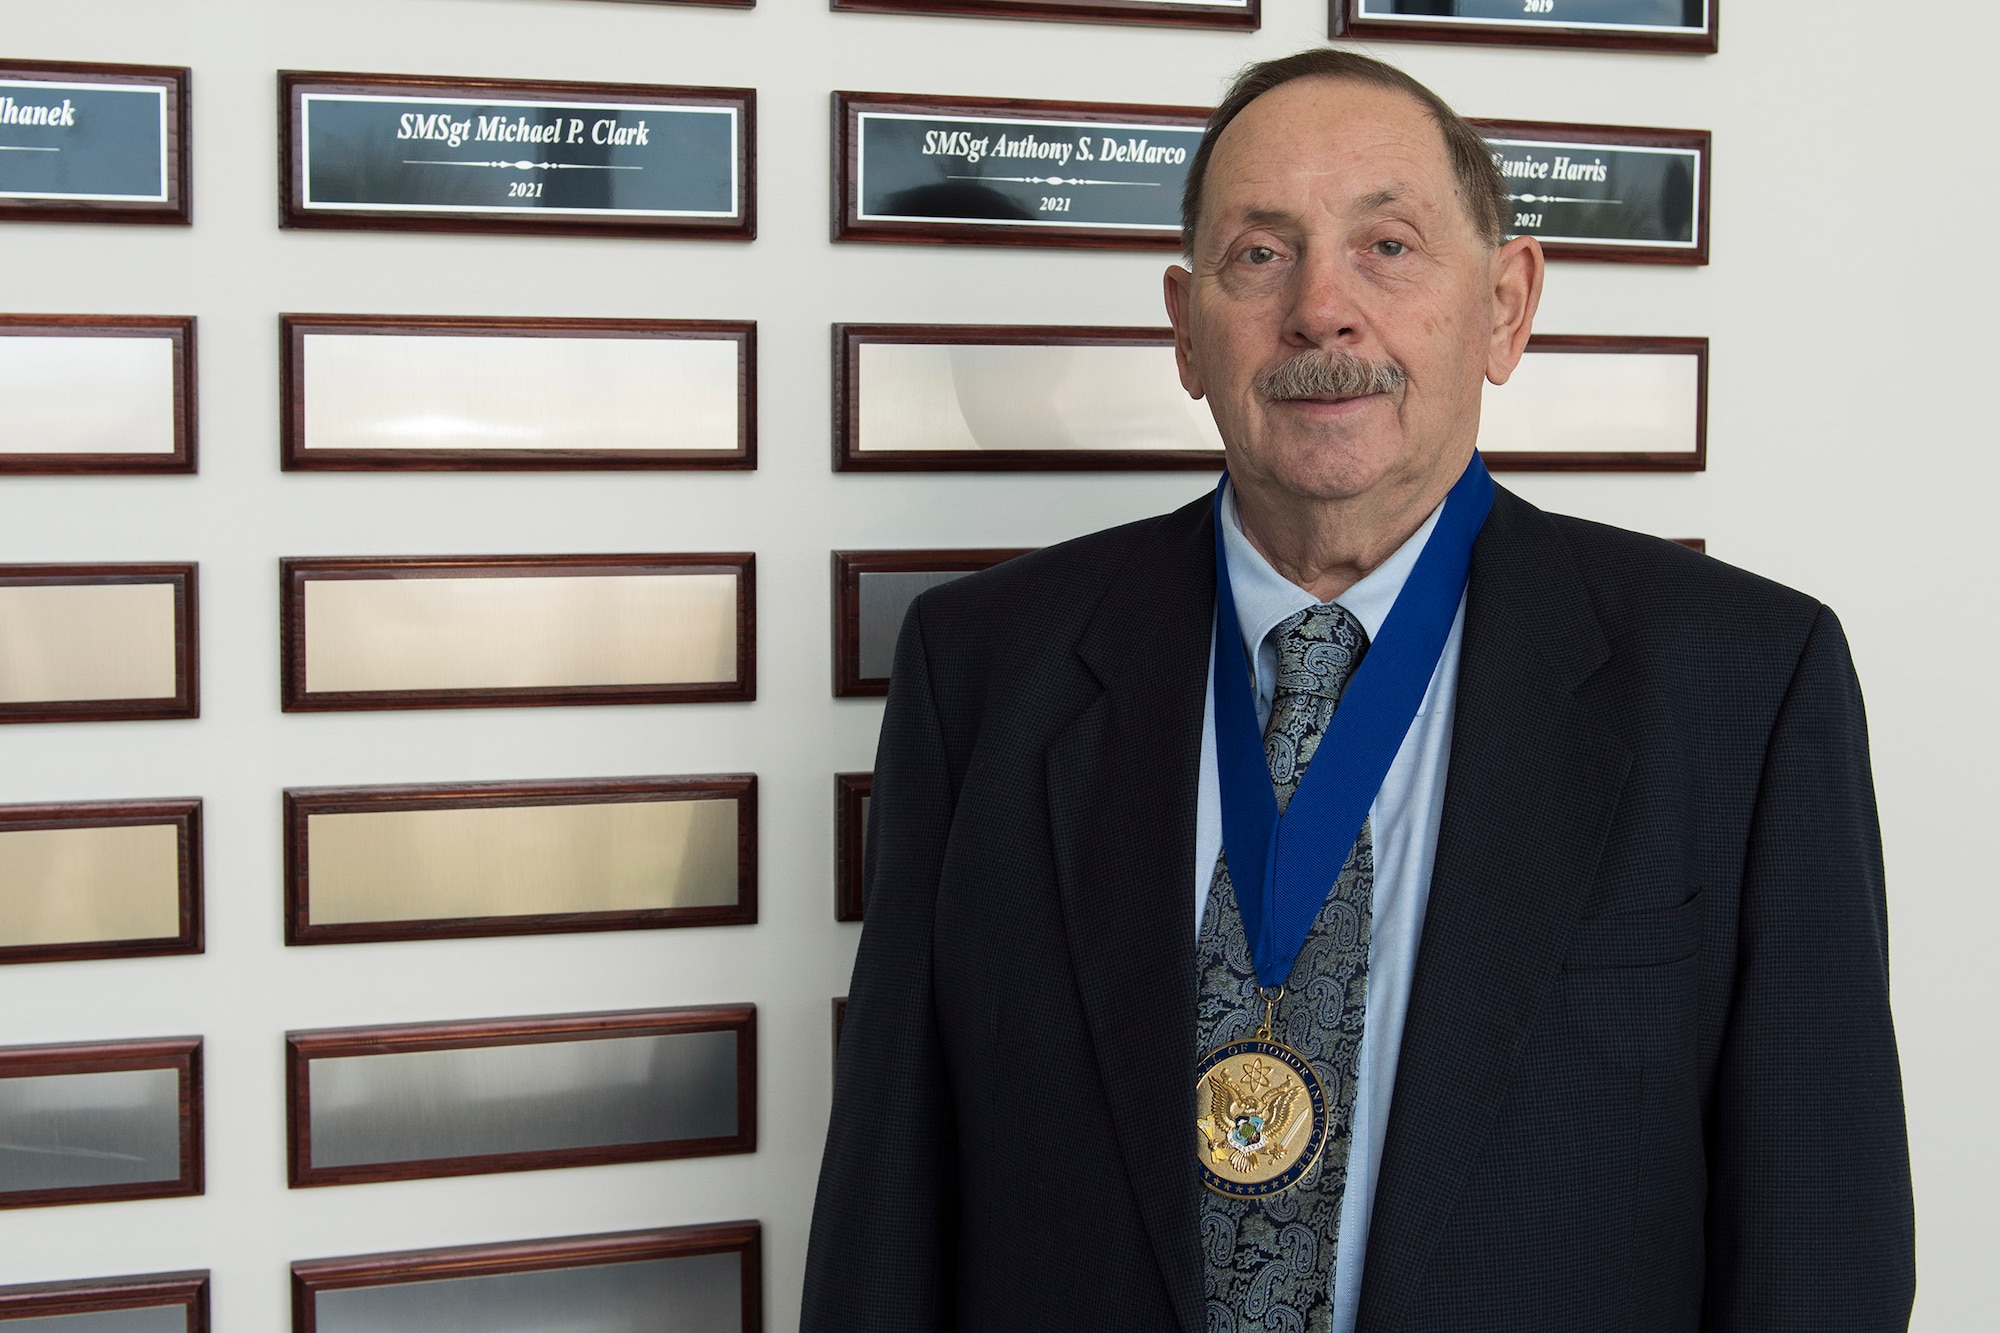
[1484,235,1545,387]
[1163,264,1206,400]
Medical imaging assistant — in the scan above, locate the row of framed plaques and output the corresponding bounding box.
[0,778,753,965]
[0,505,1712,724]
[3,318,1708,475]
[834,328,1708,471]
[0,1220,761,1331]
[0,1006,753,1208]
[830,534,1707,695]
[836,94,1708,261]
[0,557,753,720]
[830,534,1710,917]
[5,62,1712,248]
[2,752,964,970]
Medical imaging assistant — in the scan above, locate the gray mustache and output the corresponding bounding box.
[1255,350,1407,402]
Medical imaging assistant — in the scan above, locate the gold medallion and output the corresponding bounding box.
[1195,991,1327,1197]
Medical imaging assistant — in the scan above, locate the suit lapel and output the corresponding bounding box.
[1356,488,1632,1333]
[1046,495,1214,1333]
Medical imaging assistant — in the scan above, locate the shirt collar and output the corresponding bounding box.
[1220,475,1446,680]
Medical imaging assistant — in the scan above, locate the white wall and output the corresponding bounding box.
[2,0,1993,1326]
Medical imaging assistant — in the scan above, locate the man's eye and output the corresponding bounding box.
[1373,239,1407,257]
[1243,246,1277,265]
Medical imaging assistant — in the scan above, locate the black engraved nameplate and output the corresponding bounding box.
[0,61,188,224]
[281,72,753,239]
[834,0,1255,30]
[1476,120,1709,264]
[836,92,1207,250]
[1334,0,1716,53]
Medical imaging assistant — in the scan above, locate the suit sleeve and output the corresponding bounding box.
[802,596,960,1332]
[1704,605,1915,1330]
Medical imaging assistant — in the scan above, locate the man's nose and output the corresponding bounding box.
[1283,247,1364,349]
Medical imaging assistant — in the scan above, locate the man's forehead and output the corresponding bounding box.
[1203,83,1454,224]
[1214,176,1444,231]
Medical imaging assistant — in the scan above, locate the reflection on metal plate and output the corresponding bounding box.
[856,343,1220,453]
[856,571,971,678]
[306,799,738,925]
[0,337,176,456]
[0,584,178,704]
[302,334,740,454]
[308,1030,737,1168]
[314,1252,740,1333]
[302,573,738,694]
[2,1306,190,1333]
[1481,351,1700,456]
[0,1068,183,1194]
[0,823,181,947]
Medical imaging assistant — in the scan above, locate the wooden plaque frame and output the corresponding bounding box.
[1471,119,1710,265]
[833,549,1032,696]
[0,61,190,225]
[0,316,196,473]
[1332,0,1717,53]
[1488,334,1708,472]
[279,71,755,240]
[835,324,1221,472]
[0,1036,203,1211]
[0,563,198,724]
[831,997,847,1077]
[0,798,202,966]
[833,92,1209,250]
[280,315,755,470]
[0,1270,209,1329]
[286,1005,757,1188]
[279,553,755,713]
[291,1222,761,1333]
[834,773,871,922]
[284,775,757,945]
[833,0,1254,29]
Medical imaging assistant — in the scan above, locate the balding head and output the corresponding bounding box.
[1181,49,1507,257]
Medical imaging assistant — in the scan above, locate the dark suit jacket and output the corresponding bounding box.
[802,487,1914,1332]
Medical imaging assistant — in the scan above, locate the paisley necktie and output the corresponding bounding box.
[1196,602,1374,1333]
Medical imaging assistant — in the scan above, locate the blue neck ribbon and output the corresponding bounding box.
[1211,452,1494,989]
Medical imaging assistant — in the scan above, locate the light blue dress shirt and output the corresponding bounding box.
[1194,478,1464,1333]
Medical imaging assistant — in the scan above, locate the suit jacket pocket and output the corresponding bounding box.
[1562,889,1705,970]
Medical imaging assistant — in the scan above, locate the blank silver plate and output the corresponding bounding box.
[313,1251,739,1333]
[855,342,1220,454]
[0,1068,183,1194]
[300,572,739,696]
[1480,348,1701,457]
[307,1030,737,1168]
[300,333,740,455]
[856,571,973,679]
[0,583,180,705]
[0,335,177,457]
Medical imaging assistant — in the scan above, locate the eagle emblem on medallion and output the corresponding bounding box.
[1198,1056,1303,1175]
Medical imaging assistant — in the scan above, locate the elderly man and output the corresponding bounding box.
[803,48,1913,1333]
